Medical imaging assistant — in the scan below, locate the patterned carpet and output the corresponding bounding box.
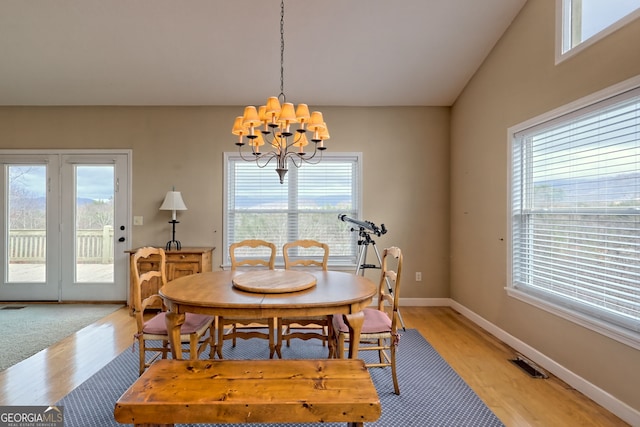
[57,329,504,426]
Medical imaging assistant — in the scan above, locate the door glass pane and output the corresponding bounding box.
[7,165,46,283]
[75,165,114,283]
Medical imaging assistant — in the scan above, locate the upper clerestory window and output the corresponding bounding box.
[557,0,640,63]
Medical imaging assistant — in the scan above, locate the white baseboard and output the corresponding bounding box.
[448,300,640,426]
[399,297,451,306]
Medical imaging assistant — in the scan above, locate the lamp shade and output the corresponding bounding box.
[231,116,246,136]
[160,191,187,212]
[265,96,281,115]
[242,106,262,128]
[278,103,297,123]
[295,103,310,124]
[307,111,325,131]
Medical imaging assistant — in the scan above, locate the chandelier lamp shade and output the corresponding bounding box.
[231,0,331,184]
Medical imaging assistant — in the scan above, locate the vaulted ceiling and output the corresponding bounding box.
[0,0,526,107]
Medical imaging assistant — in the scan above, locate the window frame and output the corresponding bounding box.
[507,75,640,350]
[556,0,640,64]
[223,151,363,269]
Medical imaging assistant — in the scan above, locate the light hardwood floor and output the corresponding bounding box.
[0,306,629,426]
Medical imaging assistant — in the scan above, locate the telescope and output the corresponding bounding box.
[338,214,387,237]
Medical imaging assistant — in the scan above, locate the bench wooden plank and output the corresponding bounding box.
[114,359,381,427]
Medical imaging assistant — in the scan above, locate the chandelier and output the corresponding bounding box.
[231,0,330,184]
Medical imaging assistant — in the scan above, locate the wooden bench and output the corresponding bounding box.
[114,358,381,427]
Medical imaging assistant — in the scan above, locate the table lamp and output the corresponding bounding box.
[159,188,187,250]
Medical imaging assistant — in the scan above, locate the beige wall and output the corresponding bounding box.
[451,0,640,412]
[0,105,450,299]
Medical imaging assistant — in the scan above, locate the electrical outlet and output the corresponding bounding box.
[133,216,144,226]
[416,272,422,281]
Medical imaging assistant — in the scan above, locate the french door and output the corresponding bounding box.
[0,150,131,301]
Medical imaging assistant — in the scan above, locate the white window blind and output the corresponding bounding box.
[510,86,640,337]
[224,153,361,266]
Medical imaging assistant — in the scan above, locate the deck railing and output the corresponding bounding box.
[9,226,114,264]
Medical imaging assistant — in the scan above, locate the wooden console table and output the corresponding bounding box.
[126,246,214,312]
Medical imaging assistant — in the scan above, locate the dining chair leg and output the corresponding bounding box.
[138,338,145,376]
[269,318,281,359]
[209,317,217,359]
[210,328,216,359]
[216,319,225,359]
[162,340,170,359]
[188,335,195,359]
[326,316,335,358]
[337,333,346,359]
[232,323,237,347]
[391,343,399,395]
[276,318,284,355]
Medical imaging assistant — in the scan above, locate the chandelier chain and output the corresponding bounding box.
[279,0,285,102]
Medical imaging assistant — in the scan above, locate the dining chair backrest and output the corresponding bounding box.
[131,246,168,331]
[283,239,329,270]
[377,246,403,328]
[229,239,276,270]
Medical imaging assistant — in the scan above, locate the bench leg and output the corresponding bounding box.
[347,422,364,427]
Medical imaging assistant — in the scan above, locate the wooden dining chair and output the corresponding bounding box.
[131,247,214,375]
[331,246,403,394]
[217,239,280,358]
[277,240,331,354]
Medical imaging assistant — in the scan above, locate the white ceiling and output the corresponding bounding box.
[0,0,526,107]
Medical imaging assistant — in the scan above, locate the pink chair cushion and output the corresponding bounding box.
[333,308,392,334]
[143,312,212,336]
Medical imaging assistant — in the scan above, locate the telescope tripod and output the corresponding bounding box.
[355,229,406,331]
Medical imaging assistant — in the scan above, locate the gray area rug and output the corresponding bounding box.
[0,303,123,371]
[57,329,504,426]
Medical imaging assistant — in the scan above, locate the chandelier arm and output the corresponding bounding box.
[237,146,258,162]
[283,144,323,165]
[264,130,304,154]
[301,149,324,165]
[278,151,288,171]
[283,133,301,150]
[237,146,278,169]
[287,152,303,169]
[255,152,279,168]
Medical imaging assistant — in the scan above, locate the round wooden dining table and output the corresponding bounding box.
[159,269,377,360]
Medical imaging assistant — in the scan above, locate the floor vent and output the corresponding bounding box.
[0,305,26,310]
[509,354,548,379]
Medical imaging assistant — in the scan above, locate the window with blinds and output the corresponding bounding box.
[224,152,362,266]
[509,85,640,344]
[557,0,640,62]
